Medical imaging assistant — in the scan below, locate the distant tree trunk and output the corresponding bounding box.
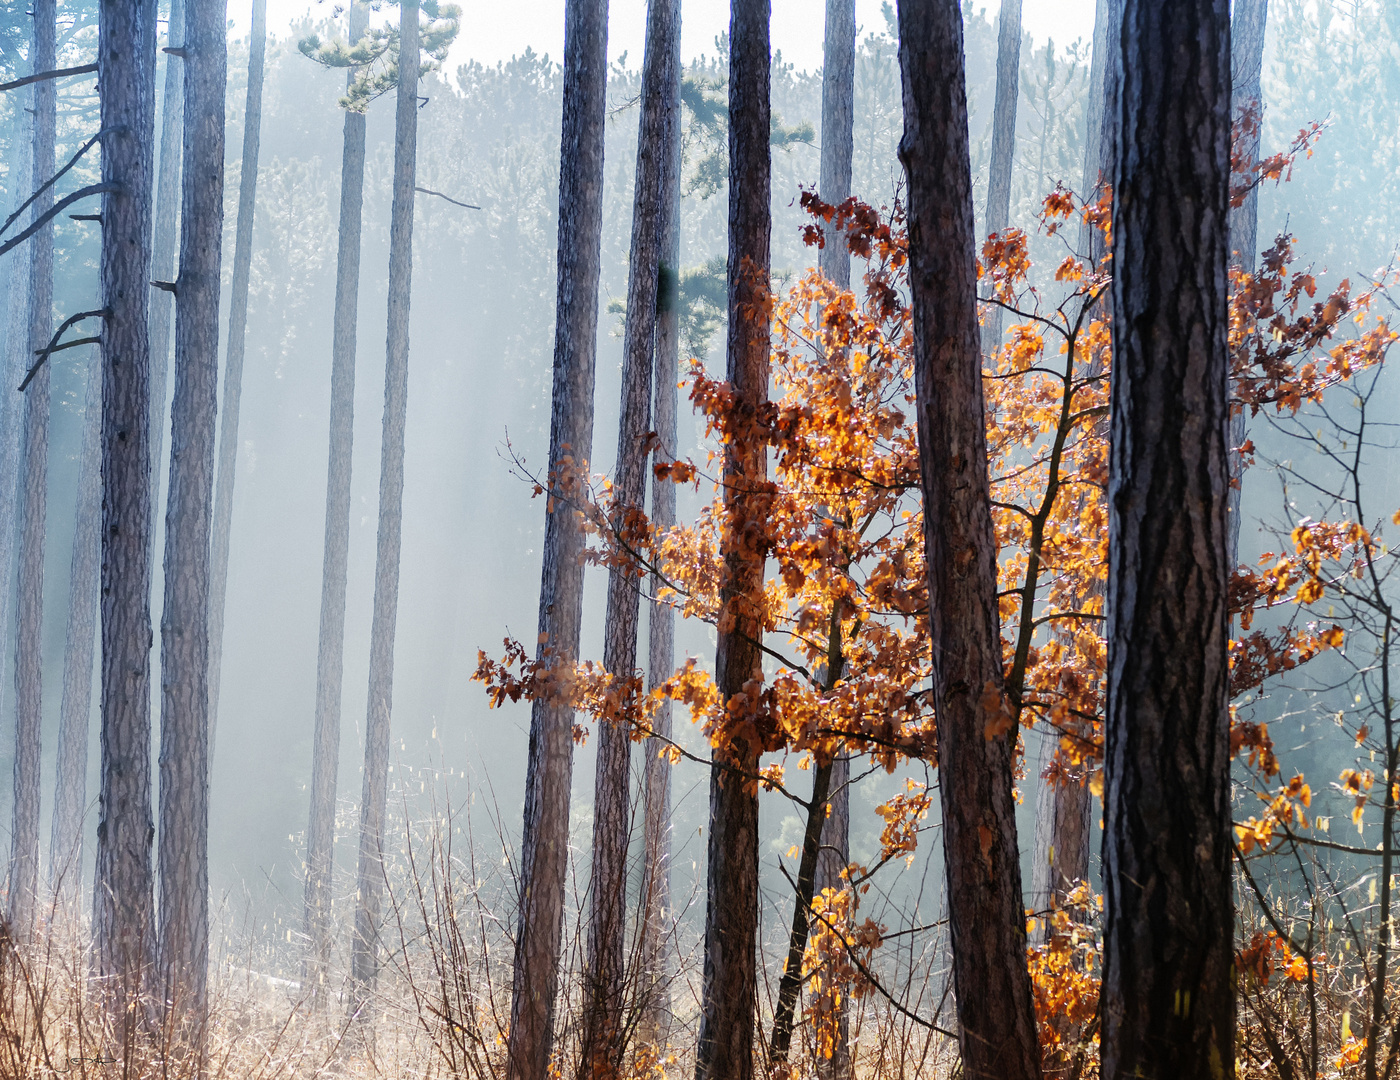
[639,26,682,1048]
[814,3,855,1075]
[505,0,609,1074]
[94,0,159,1033]
[207,0,267,769]
[305,0,368,1010]
[1076,0,1119,263]
[349,0,419,1020]
[694,3,769,1079]
[980,0,1022,356]
[578,0,678,1074]
[1227,0,1267,568]
[8,0,56,946]
[1100,0,1233,1076]
[896,3,1042,1079]
[49,350,102,907]
[148,0,184,572]
[157,0,226,1052]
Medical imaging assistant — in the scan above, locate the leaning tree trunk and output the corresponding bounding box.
[305,1,368,1008]
[578,0,678,1074]
[148,0,184,579]
[979,0,1022,356]
[1100,0,1234,1076]
[505,0,608,1075]
[813,3,855,1075]
[638,20,682,1048]
[896,3,1042,1078]
[157,0,226,1052]
[49,349,102,907]
[94,0,159,1033]
[694,3,770,1079]
[207,0,267,769]
[349,0,419,1021]
[8,0,57,946]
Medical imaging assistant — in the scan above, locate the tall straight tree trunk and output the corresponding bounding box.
[1031,0,1119,942]
[1100,0,1233,1075]
[207,0,267,768]
[305,1,368,1008]
[814,4,855,1075]
[8,0,57,945]
[639,33,683,1048]
[896,3,1042,1078]
[148,0,184,577]
[157,0,226,1050]
[578,0,678,1074]
[505,0,608,1074]
[979,0,1022,355]
[49,350,102,906]
[94,0,160,1032]
[349,0,419,1018]
[694,3,769,1079]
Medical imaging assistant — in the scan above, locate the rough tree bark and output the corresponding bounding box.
[49,350,102,906]
[1100,0,1234,1075]
[578,0,677,1074]
[639,22,682,1047]
[349,0,419,1020]
[94,0,159,1031]
[148,0,184,572]
[8,0,56,946]
[505,0,608,1074]
[980,0,1022,356]
[207,0,266,768]
[895,2,1042,1078]
[157,0,226,1050]
[304,0,368,1008]
[694,2,769,1078]
[813,3,855,1075]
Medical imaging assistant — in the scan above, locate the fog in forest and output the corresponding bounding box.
[1,0,1398,1076]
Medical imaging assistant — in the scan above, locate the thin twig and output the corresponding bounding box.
[415,186,480,210]
[18,309,106,391]
[0,64,98,94]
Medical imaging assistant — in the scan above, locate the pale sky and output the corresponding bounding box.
[234,0,1098,75]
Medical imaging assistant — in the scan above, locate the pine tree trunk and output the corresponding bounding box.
[349,0,419,1019]
[94,0,160,1032]
[1076,0,1119,262]
[8,0,57,946]
[157,0,226,1051]
[206,0,265,771]
[1100,0,1234,1075]
[896,3,1042,1078]
[305,0,368,1010]
[980,0,1022,356]
[506,0,608,1074]
[694,3,769,1078]
[578,0,678,1074]
[49,350,102,907]
[148,0,184,575]
[639,41,682,1048]
[814,4,855,1074]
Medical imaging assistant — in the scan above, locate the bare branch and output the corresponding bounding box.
[0,63,98,94]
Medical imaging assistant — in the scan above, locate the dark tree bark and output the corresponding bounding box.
[304,0,368,1010]
[895,3,1041,1078]
[94,0,159,1032]
[350,0,419,1018]
[1100,0,1234,1076]
[814,4,855,1075]
[157,0,226,1051]
[207,0,267,770]
[639,32,683,1048]
[980,0,1022,355]
[7,0,56,946]
[506,0,608,1075]
[578,0,678,1074]
[49,350,102,906]
[694,3,769,1079]
[148,0,184,573]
